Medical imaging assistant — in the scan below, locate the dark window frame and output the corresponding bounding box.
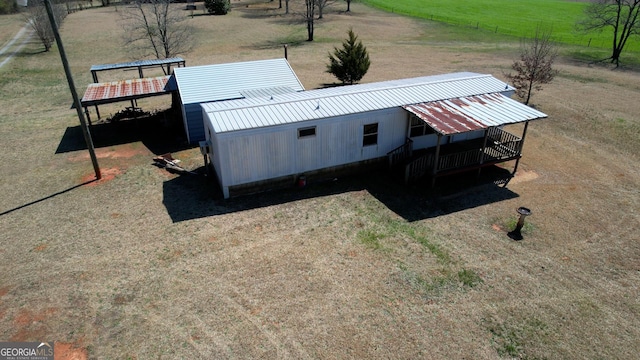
[298,126,317,138]
[363,123,378,147]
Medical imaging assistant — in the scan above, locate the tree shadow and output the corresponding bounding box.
[56,109,194,156]
[162,165,519,223]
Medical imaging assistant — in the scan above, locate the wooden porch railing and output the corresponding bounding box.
[438,149,483,172]
[387,138,413,168]
[404,153,433,184]
[401,127,524,184]
[487,127,522,159]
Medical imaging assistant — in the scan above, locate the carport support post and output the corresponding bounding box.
[45,0,101,180]
[431,134,442,189]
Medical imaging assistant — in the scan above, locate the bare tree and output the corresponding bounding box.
[24,0,67,52]
[121,0,194,68]
[577,0,640,67]
[317,0,335,19]
[506,26,558,105]
[305,0,316,41]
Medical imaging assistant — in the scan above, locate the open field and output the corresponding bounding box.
[363,0,640,53]
[1,1,639,358]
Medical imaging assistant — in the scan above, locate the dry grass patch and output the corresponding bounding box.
[1,1,639,359]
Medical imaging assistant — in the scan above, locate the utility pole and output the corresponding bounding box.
[44,0,101,180]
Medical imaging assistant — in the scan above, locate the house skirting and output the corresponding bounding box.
[224,157,387,198]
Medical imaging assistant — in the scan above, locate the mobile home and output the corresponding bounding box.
[201,72,547,198]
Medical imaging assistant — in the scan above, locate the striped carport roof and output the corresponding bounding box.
[89,57,185,72]
[79,76,171,107]
[403,93,547,135]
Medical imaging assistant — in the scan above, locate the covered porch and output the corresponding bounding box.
[388,93,547,187]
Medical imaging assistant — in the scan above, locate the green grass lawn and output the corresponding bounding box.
[362,0,640,52]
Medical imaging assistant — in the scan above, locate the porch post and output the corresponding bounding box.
[431,134,442,189]
[512,121,530,176]
[519,121,530,154]
[478,128,490,178]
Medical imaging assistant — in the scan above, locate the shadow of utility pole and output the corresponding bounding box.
[0,179,98,217]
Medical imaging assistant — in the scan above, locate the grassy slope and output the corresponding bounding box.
[0,13,24,47]
[362,0,640,52]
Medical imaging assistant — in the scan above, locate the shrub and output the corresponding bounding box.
[0,0,19,14]
[204,0,230,15]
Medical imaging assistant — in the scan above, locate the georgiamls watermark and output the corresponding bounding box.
[0,342,54,360]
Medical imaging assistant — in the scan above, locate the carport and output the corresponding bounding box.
[75,76,173,124]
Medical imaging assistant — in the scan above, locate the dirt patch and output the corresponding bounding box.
[10,308,58,341]
[510,170,539,184]
[67,144,149,162]
[13,308,57,326]
[33,243,48,252]
[55,341,88,360]
[81,167,124,186]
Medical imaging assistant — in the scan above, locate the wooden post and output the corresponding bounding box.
[478,128,489,178]
[431,134,442,189]
[512,121,530,176]
[45,0,100,179]
[84,106,91,126]
[519,121,530,153]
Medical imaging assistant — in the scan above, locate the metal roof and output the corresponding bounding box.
[203,72,535,134]
[89,57,185,72]
[171,58,305,105]
[240,86,299,99]
[202,72,494,112]
[404,93,547,135]
[79,76,171,106]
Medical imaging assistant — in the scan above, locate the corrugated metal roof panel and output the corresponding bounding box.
[172,58,305,104]
[90,57,184,72]
[202,72,494,113]
[403,93,547,135]
[204,72,527,133]
[240,86,298,98]
[80,76,171,106]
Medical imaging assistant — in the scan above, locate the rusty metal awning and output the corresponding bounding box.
[78,76,172,107]
[403,93,547,136]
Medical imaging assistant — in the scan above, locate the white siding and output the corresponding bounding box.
[215,108,408,189]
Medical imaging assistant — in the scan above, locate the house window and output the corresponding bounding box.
[363,123,378,146]
[298,126,316,138]
[409,115,435,137]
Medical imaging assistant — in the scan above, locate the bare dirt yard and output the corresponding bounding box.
[1,1,638,359]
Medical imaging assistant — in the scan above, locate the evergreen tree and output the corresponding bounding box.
[327,29,370,85]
